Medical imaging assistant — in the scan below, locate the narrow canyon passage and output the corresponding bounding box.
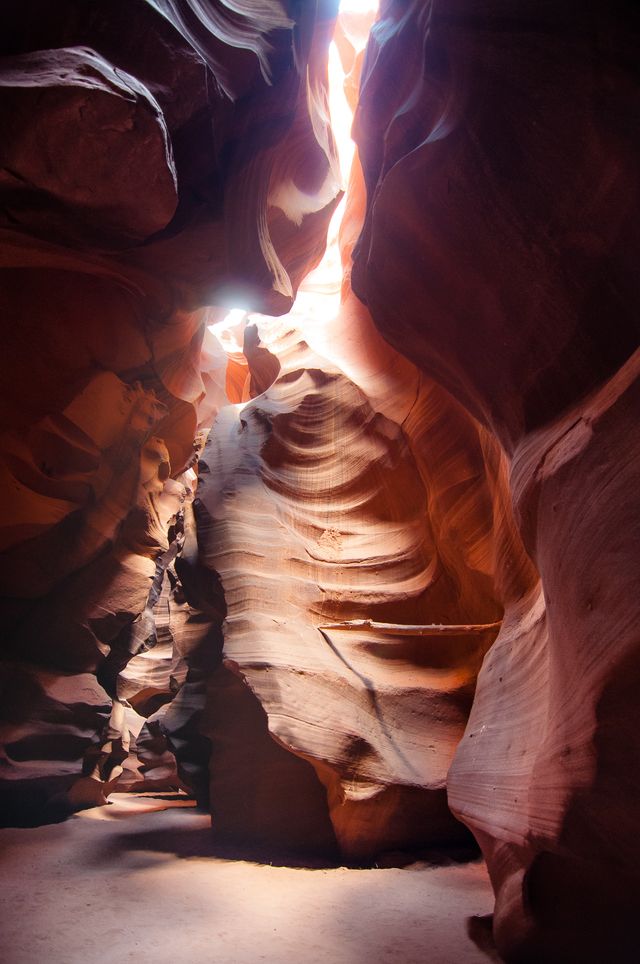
[1,2,639,963]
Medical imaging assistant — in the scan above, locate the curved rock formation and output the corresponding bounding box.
[195,308,531,860]
[180,1,535,863]
[1,2,638,959]
[351,1,640,959]
[1,0,342,818]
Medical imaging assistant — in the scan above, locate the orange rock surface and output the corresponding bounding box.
[1,0,342,818]
[351,1,640,960]
[1,3,639,960]
[196,316,517,858]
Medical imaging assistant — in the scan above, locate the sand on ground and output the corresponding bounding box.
[0,793,497,963]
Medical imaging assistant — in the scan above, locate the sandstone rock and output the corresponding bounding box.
[1,2,638,959]
[351,0,640,958]
[0,46,177,243]
[195,319,513,859]
[1,0,342,820]
[0,661,111,824]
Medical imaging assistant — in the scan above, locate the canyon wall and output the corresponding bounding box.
[195,312,531,860]
[351,1,640,960]
[1,2,639,961]
[0,0,341,819]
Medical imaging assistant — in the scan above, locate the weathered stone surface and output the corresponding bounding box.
[0,661,111,824]
[450,355,640,963]
[195,315,522,859]
[1,0,341,821]
[1,3,638,959]
[0,46,178,243]
[351,0,640,958]
[352,0,639,451]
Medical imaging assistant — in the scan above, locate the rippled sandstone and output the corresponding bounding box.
[0,3,638,961]
[352,1,640,959]
[1,0,342,818]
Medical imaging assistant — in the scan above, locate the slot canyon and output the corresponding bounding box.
[0,1,638,961]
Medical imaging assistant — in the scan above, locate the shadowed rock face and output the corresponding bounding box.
[1,1,638,959]
[351,0,640,959]
[352,0,639,451]
[0,0,341,815]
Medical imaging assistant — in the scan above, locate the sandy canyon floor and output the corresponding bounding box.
[0,793,497,963]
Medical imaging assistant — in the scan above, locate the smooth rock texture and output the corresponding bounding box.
[196,315,524,860]
[1,0,341,820]
[352,0,639,451]
[351,1,640,960]
[0,46,178,242]
[1,1,638,960]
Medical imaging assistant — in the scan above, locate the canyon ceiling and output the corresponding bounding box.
[1,2,638,962]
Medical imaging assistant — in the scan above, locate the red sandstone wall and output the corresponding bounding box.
[0,0,341,819]
[1,4,639,960]
[351,1,640,960]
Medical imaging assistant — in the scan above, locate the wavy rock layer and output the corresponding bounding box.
[1,4,638,960]
[352,1,640,959]
[195,320,528,859]
[0,0,341,819]
[0,662,111,825]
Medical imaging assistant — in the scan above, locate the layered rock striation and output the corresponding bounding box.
[1,2,638,960]
[195,310,531,860]
[1,0,342,819]
[351,1,640,959]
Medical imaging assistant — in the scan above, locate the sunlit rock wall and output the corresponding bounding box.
[351,0,640,959]
[0,0,341,819]
[2,5,637,959]
[195,309,533,860]
[183,1,533,862]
